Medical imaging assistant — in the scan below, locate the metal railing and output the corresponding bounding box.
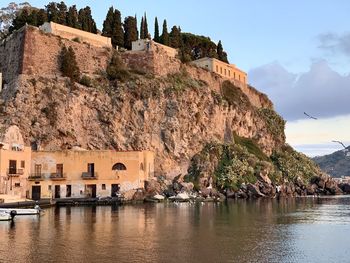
[82,172,98,179]
[28,174,44,181]
[50,173,66,180]
[7,168,24,176]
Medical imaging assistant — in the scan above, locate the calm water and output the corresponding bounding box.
[1,197,350,263]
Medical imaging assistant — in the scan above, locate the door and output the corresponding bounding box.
[55,185,60,199]
[66,185,71,198]
[111,184,120,197]
[91,185,96,198]
[88,163,95,177]
[9,160,17,174]
[32,186,41,200]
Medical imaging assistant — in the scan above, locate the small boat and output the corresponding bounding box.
[0,211,16,221]
[0,206,41,216]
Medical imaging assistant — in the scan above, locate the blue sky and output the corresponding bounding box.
[11,1,350,155]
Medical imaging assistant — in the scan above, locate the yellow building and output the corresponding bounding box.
[191,57,247,85]
[0,126,31,198]
[28,150,154,200]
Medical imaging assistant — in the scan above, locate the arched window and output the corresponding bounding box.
[112,163,127,171]
[140,163,144,171]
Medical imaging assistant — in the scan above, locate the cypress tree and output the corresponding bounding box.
[143,13,149,39]
[154,17,160,42]
[78,7,97,33]
[217,40,228,63]
[169,26,182,48]
[112,9,124,48]
[46,2,59,23]
[102,6,114,37]
[57,1,68,25]
[66,5,79,28]
[37,8,48,25]
[160,19,169,46]
[135,14,139,40]
[123,16,138,49]
[140,16,144,39]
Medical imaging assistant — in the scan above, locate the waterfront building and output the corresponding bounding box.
[0,126,31,198]
[28,149,154,200]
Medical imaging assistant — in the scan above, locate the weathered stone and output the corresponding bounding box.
[247,183,265,198]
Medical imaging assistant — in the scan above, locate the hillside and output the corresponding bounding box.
[313,148,350,177]
[0,25,339,197]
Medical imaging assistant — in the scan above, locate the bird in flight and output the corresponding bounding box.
[303,112,317,120]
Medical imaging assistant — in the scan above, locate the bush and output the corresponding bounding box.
[60,46,80,82]
[79,75,92,87]
[106,53,130,81]
[72,37,81,43]
[258,108,286,139]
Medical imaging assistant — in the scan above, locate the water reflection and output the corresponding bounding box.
[0,197,350,262]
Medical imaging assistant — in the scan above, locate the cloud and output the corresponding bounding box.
[249,60,350,121]
[318,32,350,57]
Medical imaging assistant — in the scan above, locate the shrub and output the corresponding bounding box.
[258,108,286,139]
[60,46,80,82]
[106,53,130,81]
[79,75,92,87]
[72,37,81,43]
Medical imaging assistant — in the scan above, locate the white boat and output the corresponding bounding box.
[0,211,16,221]
[0,207,40,216]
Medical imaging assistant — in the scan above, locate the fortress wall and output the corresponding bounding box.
[21,26,112,77]
[0,27,26,84]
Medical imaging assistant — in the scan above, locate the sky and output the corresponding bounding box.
[11,0,350,156]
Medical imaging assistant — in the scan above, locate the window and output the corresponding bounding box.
[234,72,236,79]
[14,183,20,188]
[228,70,231,77]
[21,161,25,168]
[35,164,42,176]
[48,185,52,191]
[56,164,63,176]
[102,184,106,190]
[224,69,227,75]
[220,67,223,74]
[66,185,71,197]
[216,65,218,72]
[112,163,127,171]
[140,163,144,171]
[239,75,241,81]
[9,160,16,174]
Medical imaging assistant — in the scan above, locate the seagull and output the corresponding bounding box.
[304,112,318,120]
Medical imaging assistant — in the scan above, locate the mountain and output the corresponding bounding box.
[313,147,350,178]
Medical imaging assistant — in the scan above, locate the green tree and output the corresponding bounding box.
[112,9,124,48]
[78,6,97,33]
[154,17,160,42]
[143,12,148,38]
[102,6,114,37]
[60,46,80,81]
[36,8,48,25]
[160,19,169,45]
[140,16,144,39]
[57,1,67,25]
[217,40,228,63]
[46,2,59,23]
[10,8,31,32]
[169,26,182,48]
[123,16,138,49]
[66,5,79,28]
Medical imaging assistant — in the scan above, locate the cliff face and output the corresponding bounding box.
[0,26,284,179]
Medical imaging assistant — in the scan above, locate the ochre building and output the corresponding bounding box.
[191,57,247,85]
[28,150,154,200]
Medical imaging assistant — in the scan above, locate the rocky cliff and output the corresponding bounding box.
[0,25,336,197]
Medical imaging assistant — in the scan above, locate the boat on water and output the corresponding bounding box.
[0,205,41,216]
[0,211,16,221]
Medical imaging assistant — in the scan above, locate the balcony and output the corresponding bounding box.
[50,173,66,181]
[82,172,98,180]
[7,168,24,177]
[28,174,44,181]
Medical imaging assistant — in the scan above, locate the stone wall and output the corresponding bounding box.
[40,22,112,48]
[0,26,26,84]
[122,48,181,76]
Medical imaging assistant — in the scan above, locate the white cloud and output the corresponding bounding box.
[249,60,350,121]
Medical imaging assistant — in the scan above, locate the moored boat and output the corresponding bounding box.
[0,211,16,221]
[0,207,40,216]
